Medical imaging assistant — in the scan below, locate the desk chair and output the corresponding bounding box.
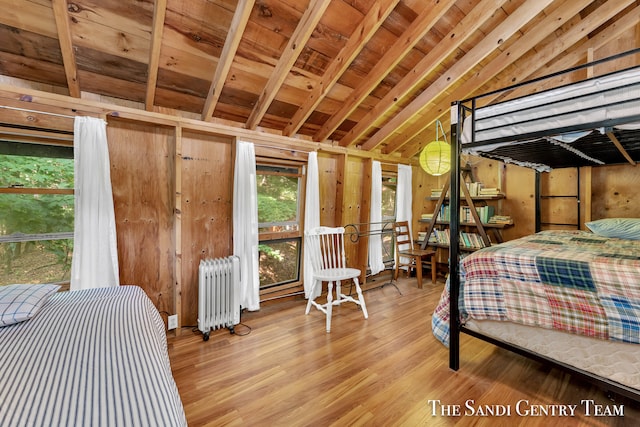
[393,221,436,288]
[305,226,368,332]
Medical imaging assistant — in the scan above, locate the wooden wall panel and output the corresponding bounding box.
[502,163,536,241]
[412,165,432,223]
[343,156,365,267]
[317,153,338,226]
[343,156,364,226]
[107,119,176,315]
[540,167,580,229]
[591,163,640,220]
[180,131,234,326]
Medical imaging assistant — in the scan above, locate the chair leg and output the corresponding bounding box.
[326,281,334,333]
[415,256,423,289]
[431,254,437,284]
[353,277,368,319]
[305,279,320,315]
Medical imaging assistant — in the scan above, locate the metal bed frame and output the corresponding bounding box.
[448,49,640,401]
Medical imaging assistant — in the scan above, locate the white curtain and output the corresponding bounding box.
[395,164,413,269]
[303,152,320,298]
[396,164,413,225]
[70,117,120,291]
[368,161,385,275]
[233,141,260,311]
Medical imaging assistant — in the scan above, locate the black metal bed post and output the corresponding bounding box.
[449,101,462,371]
[535,171,541,233]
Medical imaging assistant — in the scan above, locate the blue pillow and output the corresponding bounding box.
[585,218,640,240]
[0,284,60,327]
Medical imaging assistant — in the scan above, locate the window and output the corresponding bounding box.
[381,174,397,263]
[0,138,74,287]
[256,164,303,289]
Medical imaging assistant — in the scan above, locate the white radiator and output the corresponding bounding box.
[198,256,241,340]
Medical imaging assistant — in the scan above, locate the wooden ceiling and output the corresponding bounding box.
[1,0,639,159]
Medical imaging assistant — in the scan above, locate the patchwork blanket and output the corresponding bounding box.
[432,230,640,347]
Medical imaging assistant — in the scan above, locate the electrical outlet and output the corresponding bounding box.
[168,314,178,330]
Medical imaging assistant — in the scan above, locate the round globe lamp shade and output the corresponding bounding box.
[420,140,451,176]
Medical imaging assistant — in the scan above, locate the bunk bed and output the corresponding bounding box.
[433,49,640,401]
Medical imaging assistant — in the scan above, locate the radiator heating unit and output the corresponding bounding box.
[198,256,241,341]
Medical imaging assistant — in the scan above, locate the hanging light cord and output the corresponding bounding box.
[435,119,447,143]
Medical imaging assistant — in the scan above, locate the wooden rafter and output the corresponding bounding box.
[339,0,508,148]
[245,0,331,130]
[400,0,636,158]
[202,0,255,122]
[282,0,399,137]
[145,0,168,112]
[312,0,456,143]
[606,131,636,165]
[358,0,555,154]
[51,0,80,98]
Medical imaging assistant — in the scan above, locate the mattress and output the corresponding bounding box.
[465,319,640,390]
[462,230,640,343]
[0,286,187,427]
[461,66,640,147]
[432,230,640,390]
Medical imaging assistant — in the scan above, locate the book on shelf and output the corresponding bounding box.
[460,205,495,224]
[465,182,483,197]
[478,187,502,196]
[488,215,513,225]
[460,232,489,249]
[421,213,434,220]
[431,183,503,198]
[428,228,489,249]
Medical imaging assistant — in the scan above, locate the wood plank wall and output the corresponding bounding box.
[107,119,176,314]
[180,131,234,326]
[592,163,640,219]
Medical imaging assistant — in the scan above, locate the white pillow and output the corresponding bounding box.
[585,218,640,240]
[0,284,60,327]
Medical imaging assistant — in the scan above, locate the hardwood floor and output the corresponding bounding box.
[168,277,640,426]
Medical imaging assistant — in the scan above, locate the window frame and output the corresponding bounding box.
[0,134,75,287]
[255,160,305,290]
[380,170,398,265]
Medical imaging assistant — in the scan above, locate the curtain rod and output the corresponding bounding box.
[0,105,76,120]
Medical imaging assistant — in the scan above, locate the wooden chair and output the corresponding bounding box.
[393,221,437,288]
[305,226,368,332]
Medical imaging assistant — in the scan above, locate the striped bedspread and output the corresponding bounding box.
[0,286,187,427]
[432,230,640,347]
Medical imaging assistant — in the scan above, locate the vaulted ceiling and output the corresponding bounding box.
[1,0,639,158]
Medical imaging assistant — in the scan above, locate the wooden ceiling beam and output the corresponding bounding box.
[312,0,457,143]
[202,0,255,121]
[51,0,80,98]
[606,131,636,166]
[245,0,331,130]
[400,0,638,158]
[360,0,555,154]
[283,0,399,137]
[339,0,508,148]
[145,0,168,112]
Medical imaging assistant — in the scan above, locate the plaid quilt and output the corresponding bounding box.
[432,230,640,347]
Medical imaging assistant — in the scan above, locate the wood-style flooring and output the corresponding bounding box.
[168,276,640,426]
